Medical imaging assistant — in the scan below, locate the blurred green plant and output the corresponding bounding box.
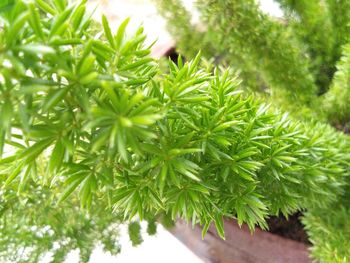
[128,221,143,246]
[156,0,350,121]
[303,198,350,262]
[0,187,123,263]
[1,0,350,262]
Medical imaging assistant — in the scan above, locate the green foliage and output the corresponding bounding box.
[0,0,14,13]
[203,0,317,106]
[128,221,143,246]
[276,0,335,92]
[326,0,350,59]
[155,0,350,121]
[1,0,350,262]
[155,0,265,93]
[147,219,157,236]
[157,0,319,114]
[0,187,123,263]
[155,0,350,261]
[303,201,350,262]
[323,44,350,125]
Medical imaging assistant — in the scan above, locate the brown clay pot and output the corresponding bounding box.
[169,219,311,263]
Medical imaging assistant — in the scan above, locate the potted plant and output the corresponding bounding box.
[0,1,349,262]
[155,0,350,262]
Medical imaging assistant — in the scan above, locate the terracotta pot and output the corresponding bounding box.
[169,219,311,263]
